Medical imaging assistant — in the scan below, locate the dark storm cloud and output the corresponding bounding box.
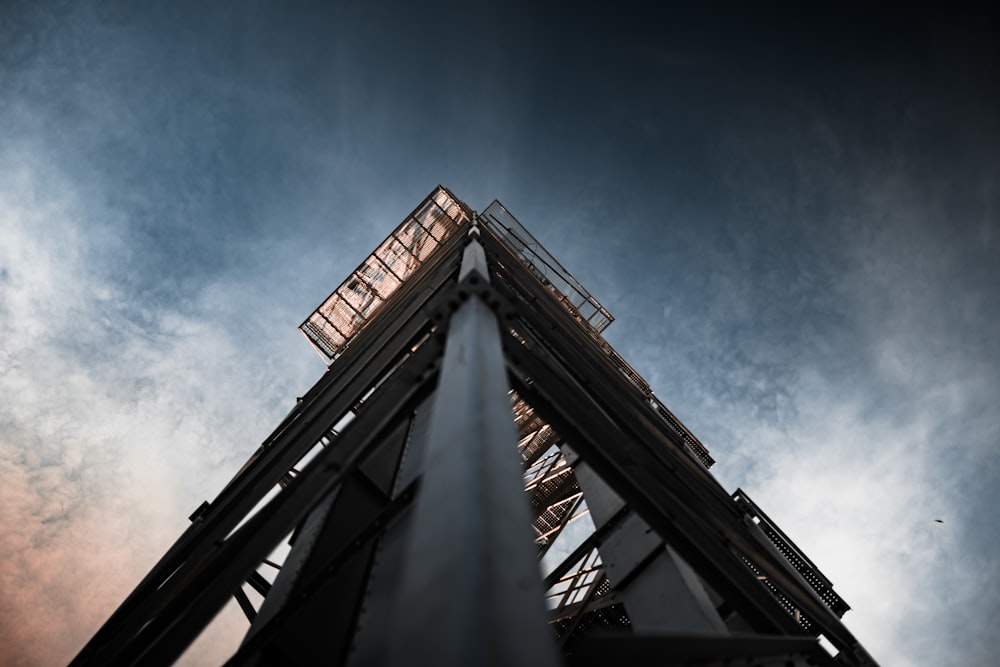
[1,1,997,665]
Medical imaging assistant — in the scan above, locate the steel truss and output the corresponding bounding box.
[72,187,877,667]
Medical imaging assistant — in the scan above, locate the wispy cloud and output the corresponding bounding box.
[1,3,996,666]
[0,147,322,664]
[599,111,1000,665]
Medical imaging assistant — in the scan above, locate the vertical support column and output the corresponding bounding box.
[386,238,557,667]
[572,452,729,634]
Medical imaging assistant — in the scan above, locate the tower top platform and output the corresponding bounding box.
[300,186,613,360]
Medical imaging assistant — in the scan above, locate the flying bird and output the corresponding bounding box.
[934,519,944,523]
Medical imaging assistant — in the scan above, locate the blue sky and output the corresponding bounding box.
[1,1,997,664]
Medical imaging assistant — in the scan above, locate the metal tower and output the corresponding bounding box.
[72,186,878,666]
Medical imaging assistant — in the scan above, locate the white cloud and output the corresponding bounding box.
[0,147,322,665]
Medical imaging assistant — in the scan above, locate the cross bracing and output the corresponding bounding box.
[72,186,876,667]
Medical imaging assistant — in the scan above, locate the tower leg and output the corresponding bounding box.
[385,239,558,667]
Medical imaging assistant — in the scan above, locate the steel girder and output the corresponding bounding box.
[73,189,877,667]
[477,224,876,666]
[72,220,470,666]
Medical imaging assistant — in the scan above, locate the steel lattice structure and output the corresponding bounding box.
[72,186,878,667]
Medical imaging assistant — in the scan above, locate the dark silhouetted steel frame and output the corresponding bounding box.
[71,187,877,667]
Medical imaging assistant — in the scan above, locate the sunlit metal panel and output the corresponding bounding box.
[300,186,471,359]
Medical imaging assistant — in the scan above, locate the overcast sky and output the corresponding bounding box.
[1,1,997,665]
